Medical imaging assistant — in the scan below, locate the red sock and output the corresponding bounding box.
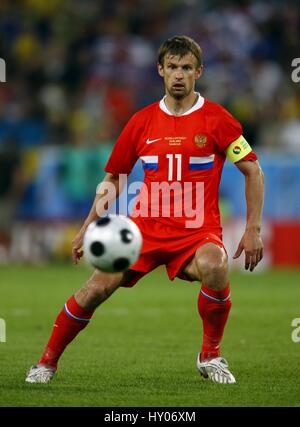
[38,295,95,369]
[197,283,231,361]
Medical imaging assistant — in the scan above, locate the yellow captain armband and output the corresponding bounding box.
[226,135,252,163]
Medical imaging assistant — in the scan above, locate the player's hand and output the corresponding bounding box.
[72,231,85,264]
[233,229,263,272]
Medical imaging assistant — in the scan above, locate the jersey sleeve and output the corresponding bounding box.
[214,107,243,152]
[105,113,140,175]
[214,106,257,163]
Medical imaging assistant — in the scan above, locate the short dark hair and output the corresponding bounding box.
[157,35,203,68]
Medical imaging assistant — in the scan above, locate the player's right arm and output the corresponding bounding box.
[72,112,141,264]
[72,173,124,264]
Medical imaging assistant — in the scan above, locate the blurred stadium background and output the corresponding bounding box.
[0,0,300,269]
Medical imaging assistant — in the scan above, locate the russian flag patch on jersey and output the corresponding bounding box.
[140,156,158,170]
[189,155,215,171]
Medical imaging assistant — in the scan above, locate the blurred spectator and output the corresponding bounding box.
[0,139,25,259]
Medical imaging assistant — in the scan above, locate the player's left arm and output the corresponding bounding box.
[214,107,264,271]
[233,159,264,271]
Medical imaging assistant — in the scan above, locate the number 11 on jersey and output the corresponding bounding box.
[166,154,182,181]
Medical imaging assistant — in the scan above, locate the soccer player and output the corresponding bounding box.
[26,36,264,384]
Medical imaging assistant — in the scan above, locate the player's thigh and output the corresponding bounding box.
[183,242,228,282]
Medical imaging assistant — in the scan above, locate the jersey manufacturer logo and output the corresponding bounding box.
[146,138,162,144]
[194,134,207,148]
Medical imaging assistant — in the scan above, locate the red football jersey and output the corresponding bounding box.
[105,94,257,230]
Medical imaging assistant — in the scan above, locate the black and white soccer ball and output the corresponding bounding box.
[83,215,143,273]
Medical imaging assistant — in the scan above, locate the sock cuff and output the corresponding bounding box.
[64,295,95,322]
[200,283,231,302]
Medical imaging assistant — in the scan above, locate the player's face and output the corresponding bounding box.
[158,53,203,100]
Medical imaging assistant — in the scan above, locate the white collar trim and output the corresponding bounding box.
[159,92,204,116]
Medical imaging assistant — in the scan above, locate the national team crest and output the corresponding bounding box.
[194,134,207,148]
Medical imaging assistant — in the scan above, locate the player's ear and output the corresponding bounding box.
[157,63,164,77]
[195,65,204,80]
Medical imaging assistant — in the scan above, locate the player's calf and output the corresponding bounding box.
[25,269,142,383]
[75,269,124,310]
[184,242,232,368]
[25,271,122,383]
[75,268,141,310]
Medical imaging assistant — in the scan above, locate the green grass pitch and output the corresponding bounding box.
[1,264,300,407]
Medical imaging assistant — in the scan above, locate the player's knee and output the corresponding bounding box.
[207,258,227,280]
[195,246,228,281]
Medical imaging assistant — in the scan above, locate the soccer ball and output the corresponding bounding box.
[83,215,143,273]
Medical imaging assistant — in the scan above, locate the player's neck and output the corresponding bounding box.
[164,92,199,116]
